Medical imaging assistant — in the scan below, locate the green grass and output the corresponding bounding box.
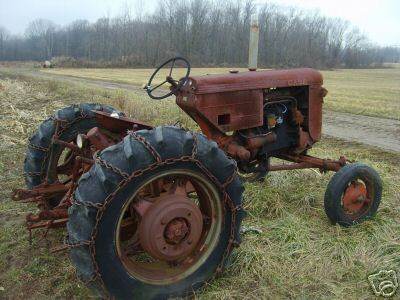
[0,74,399,299]
[42,64,400,120]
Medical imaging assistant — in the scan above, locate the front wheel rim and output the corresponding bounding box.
[341,177,374,219]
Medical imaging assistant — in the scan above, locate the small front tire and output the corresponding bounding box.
[324,163,382,226]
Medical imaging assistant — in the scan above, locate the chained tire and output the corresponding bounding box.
[324,163,382,226]
[68,126,245,300]
[24,103,123,207]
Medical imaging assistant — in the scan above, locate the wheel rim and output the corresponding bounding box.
[115,169,222,285]
[54,142,82,182]
[52,128,115,183]
[342,178,374,219]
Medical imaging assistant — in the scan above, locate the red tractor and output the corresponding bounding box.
[13,57,382,299]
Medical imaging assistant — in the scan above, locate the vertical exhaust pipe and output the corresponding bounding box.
[248,14,259,71]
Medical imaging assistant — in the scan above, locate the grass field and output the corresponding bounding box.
[0,74,399,299]
[43,65,400,120]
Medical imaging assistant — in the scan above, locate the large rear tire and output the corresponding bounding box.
[68,126,245,299]
[24,103,123,206]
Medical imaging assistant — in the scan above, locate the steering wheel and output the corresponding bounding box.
[145,57,191,100]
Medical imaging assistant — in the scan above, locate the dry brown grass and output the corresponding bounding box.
[42,67,252,86]
[321,66,400,120]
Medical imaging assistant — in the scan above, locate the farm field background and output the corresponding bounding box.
[0,66,399,299]
[42,64,400,120]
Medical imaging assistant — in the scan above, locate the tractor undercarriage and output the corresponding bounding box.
[12,110,348,248]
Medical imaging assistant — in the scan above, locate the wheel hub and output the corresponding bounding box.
[164,218,190,244]
[137,194,203,261]
[343,182,368,214]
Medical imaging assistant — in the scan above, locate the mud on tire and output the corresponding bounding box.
[67,126,246,299]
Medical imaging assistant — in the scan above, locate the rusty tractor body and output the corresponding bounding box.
[12,57,382,299]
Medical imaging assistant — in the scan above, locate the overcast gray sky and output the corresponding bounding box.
[0,0,399,46]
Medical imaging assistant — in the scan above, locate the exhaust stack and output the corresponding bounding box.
[248,14,259,71]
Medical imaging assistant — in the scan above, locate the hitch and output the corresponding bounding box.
[12,183,69,202]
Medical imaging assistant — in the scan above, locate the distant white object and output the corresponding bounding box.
[43,61,52,68]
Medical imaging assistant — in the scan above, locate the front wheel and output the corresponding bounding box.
[324,163,382,226]
[67,127,245,299]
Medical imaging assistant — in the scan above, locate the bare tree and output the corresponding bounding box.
[0,0,398,67]
[25,19,56,60]
[0,26,10,60]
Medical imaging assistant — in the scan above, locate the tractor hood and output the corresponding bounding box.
[187,68,323,94]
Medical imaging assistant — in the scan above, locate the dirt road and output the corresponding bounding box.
[323,111,400,153]
[4,68,400,153]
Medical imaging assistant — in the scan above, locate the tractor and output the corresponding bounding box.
[12,57,382,299]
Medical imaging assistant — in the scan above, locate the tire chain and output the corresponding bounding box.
[128,131,162,163]
[28,143,49,152]
[56,111,92,137]
[68,130,242,299]
[24,108,94,179]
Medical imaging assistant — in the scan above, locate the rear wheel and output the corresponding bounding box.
[23,103,123,207]
[324,163,382,226]
[68,126,245,299]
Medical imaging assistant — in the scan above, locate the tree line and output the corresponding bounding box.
[0,0,399,68]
